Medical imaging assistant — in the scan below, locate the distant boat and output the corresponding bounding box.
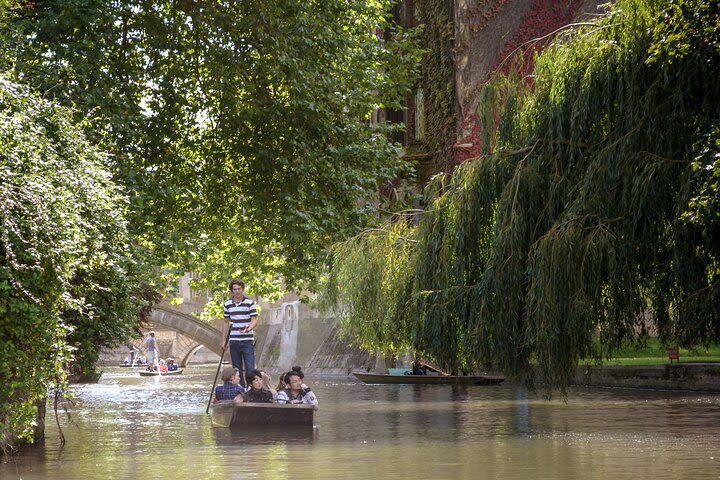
[119,363,147,367]
[138,369,184,377]
[210,402,316,428]
[353,371,505,385]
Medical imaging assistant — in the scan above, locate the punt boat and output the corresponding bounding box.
[210,402,316,428]
[353,371,504,385]
[138,368,184,376]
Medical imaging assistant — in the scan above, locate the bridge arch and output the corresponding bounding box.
[147,305,223,367]
[180,344,210,368]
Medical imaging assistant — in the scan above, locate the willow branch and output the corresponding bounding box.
[487,22,602,84]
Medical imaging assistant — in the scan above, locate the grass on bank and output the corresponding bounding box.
[580,338,720,366]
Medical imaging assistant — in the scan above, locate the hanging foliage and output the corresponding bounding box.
[323,221,416,358]
[471,0,720,390]
[326,0,720,390]
[408,156,513,373]
[416,0,456,172]
[0,78,148,447]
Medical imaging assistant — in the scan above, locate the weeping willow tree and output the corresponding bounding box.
[325,0,720,388]
[471,0,720,389]
[323,221,416,360]
[324,157,512,373]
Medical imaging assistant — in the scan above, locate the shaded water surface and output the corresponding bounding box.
[2,365,719,479]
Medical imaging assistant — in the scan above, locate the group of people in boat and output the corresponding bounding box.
[122,355,178,372]
[145,357,178,372]
[214,365,318,405]
[121,356,147,366]
[212,279,318,406]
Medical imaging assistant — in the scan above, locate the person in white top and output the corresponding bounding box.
[276,371,318,405]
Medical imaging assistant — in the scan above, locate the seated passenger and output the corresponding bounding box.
[242,369,273,403]
[411,360,427,375]
[291,365,309,389]
[166,358,178,371]
[276,371,318,405]
[215,367,245,403]
[260,370,278,401]
[158,359,169,373]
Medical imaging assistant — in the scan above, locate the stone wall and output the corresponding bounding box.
[253,301,373,375]
[573,364,720,392]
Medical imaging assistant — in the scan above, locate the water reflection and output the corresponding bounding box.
[1,366,719,480]
[212,425,318,446]
[514,387,530,434]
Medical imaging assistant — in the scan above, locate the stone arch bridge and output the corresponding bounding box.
[128,305,224,367]
[128,302,307,367]
[115,300,370,373]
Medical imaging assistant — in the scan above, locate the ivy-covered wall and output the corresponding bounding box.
[414,0,605,167]
[415,0,457,180]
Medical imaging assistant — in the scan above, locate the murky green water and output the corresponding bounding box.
[2,365,719,479]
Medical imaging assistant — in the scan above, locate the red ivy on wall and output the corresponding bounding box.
[455,0,583,164]
[494,0,581,75]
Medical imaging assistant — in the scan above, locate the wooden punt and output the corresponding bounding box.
[353,371,505,385]
[138,368,184,376]
[210,402,317,428]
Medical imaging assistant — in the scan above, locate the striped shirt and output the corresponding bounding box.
[223,296,257,342]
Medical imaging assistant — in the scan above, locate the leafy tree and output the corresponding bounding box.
[0,78,148,447]
[650,0,720,247]
[1,0,420,297]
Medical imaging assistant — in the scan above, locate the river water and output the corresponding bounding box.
[2,365,719,480]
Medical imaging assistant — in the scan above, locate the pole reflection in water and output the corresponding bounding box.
[1,365,719,480]
[514,387,529,434]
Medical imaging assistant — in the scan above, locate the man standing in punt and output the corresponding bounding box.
[220,279,258,388]
[146,331,158,370]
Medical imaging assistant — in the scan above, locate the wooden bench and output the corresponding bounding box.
[667,346,680,363]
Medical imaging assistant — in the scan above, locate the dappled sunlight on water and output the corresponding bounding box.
[2,365,719,480]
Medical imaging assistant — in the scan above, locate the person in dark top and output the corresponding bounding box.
[243,369,273,403]
[215,367,245,402]
[259,370,278,401]
[411,360,427,375]
[166,358,178,371]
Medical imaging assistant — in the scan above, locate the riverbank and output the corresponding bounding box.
[98,305,720,393]
[304,363,720,393]
[573,363,720,392]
